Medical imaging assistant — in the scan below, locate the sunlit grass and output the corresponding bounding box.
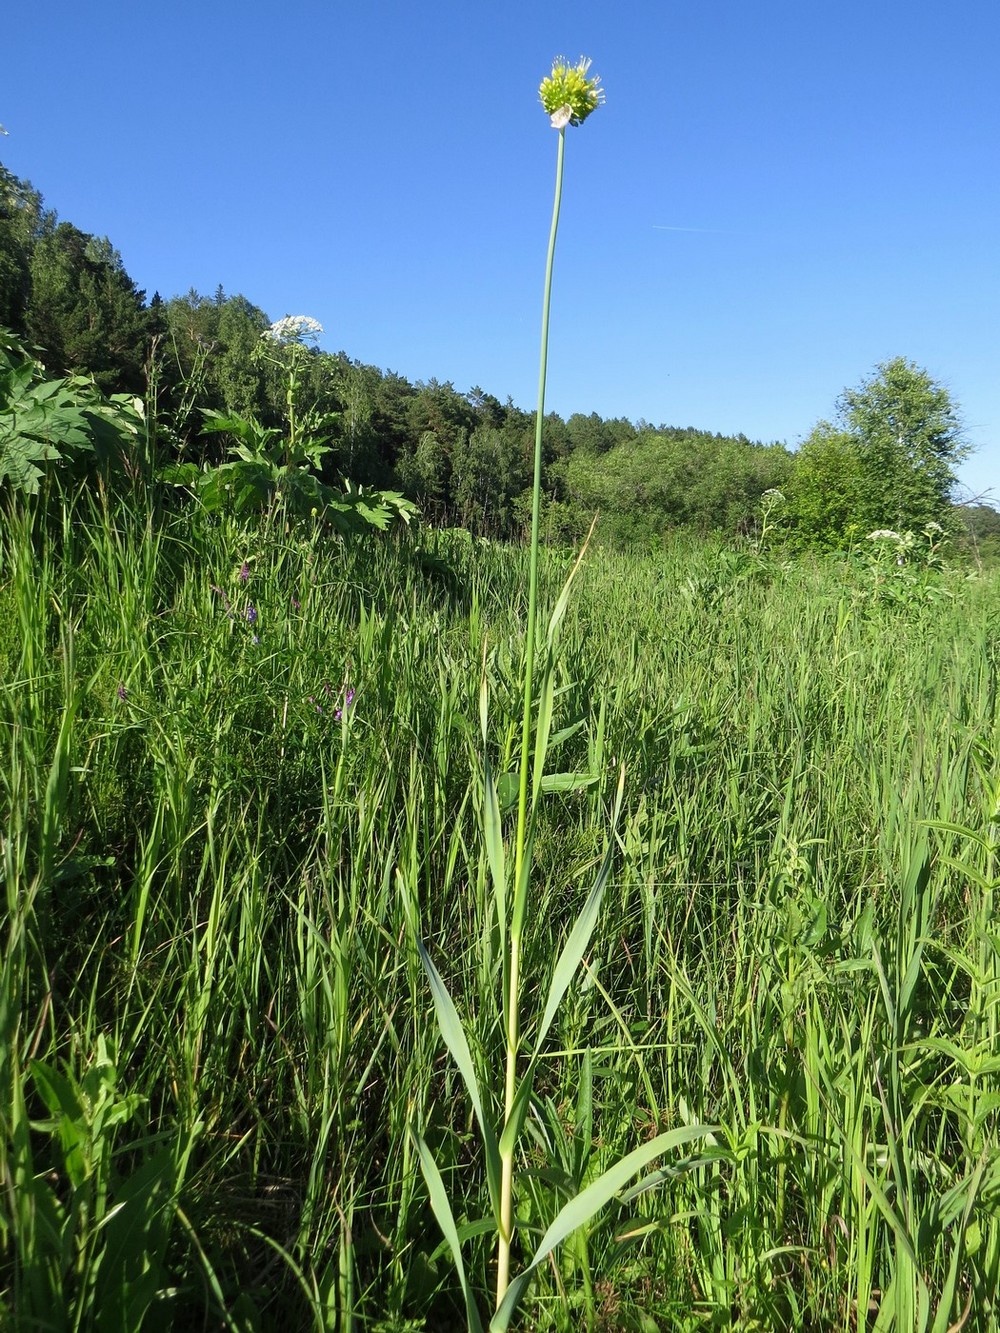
[2,491,1000,1329]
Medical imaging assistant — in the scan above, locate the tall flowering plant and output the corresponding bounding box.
[410,59,713,1330]
[161,313,417,531]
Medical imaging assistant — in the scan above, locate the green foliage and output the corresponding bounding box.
[160,408,418,532]
[0,164,42,331]
[4,495,1000,1327]
[788,359,969,549]
[0,328,144,495]
[840,356,968,531]
[450,424,530,534]
[26,222,149,393]
[855,521,953,612]
[784,420,865,549]
[10,1036,199,1329]
[563,427,793,542]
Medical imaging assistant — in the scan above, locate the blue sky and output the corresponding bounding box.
[5,1,999,500]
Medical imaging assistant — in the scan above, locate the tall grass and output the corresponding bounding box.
[1,493,999,1329]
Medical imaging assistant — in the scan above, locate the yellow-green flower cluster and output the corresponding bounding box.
[538,57,604,128]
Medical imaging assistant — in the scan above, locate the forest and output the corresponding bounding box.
[2,158,994,554]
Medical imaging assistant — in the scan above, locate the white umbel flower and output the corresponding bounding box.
[867,529,902,542]
[266,315,324,345]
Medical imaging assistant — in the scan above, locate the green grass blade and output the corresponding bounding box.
[490,1123,718,1331]
[483,751,507,956]
[534,765,625,1053]
[411,1130,486,1333]
[416,938,501,1216]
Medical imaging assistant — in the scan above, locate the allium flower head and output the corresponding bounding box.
[265,315,324,345]
[539,57,604,128]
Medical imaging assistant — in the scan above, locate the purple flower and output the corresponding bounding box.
[117,683,128,702]
[291,596,301,611]
[335,687,355,722]
[246,604,258,626]
[239,562,250,583]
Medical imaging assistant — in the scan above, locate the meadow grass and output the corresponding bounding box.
[2,493,1000,1330]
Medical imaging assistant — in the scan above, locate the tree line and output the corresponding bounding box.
[0,157,982,548]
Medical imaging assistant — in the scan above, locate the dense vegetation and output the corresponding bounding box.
[1,158,989,551]
[3,489,1000,1329]
[3,149,1000,1332]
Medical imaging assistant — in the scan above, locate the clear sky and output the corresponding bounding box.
[5,1,999,500]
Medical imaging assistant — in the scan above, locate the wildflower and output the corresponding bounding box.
[117,683,128,702]
[239,561,250,583]
[539,57,604,128]
[867,529,902,542]
[291,596,301,611]
[246,604,258,625]
[335,687,355,722]
[252,634,260,646]
[265,315,324,345]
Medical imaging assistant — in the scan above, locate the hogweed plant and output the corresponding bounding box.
[161,312,416,531]
[410,59,713,1331]
[254,314,329,469]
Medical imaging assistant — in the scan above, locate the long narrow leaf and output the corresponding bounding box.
[483,753,507,957]
[411,1131,486,1333]
[416,938,501,1216]
[491,1123,717,1331]
[534,764,626,1053]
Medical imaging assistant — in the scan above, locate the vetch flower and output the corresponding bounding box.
[246,604,258,625]
[239,561,250,583]
[335,687,355,722]
[539,57,604,128]
[117,683,128,702]
[265,315,324,345]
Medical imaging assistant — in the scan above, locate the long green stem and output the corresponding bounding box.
[496,124,566,1313]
